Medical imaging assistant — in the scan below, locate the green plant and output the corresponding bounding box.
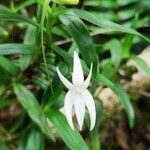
[0,0,149,149]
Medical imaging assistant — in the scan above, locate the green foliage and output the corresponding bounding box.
[132,56,150,76]
[0,5,37,26]
[13,84,54,140]
[59,14,98,72]
[45,108,89,150]
[0,44,37,55]
[0,56,20,76]
[25,129,44,150]
[0,0,149,149]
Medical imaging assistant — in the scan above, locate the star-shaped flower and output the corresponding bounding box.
[56,52,96,130]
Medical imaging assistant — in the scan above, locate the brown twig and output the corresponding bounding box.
[54,29,112,46]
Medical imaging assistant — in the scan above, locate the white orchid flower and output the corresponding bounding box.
[56,51,96,131]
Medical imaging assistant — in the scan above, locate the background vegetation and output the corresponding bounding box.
[0,0,149,149]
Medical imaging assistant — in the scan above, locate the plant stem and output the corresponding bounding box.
[40,0,51,83]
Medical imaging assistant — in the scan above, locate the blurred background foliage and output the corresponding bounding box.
[0,0,149,149]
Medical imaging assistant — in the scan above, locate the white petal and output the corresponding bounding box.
[73,92,85,130]
[84,89,96,130]
[72,51,84,84]
[64,90,74,130]
[84,63,93,89]
[56,67,72,89]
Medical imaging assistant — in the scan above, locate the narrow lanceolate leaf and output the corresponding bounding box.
[131,56,150,76]
[105,39,122,67]
[0,67,11,84]
[25,129,44,150]
[114,84,135,127]
[45,108,89,150]
[59,14,98,72]
[94,74,135,128]
[20,25,38,70]
[93,74,115,90]
[0,56,20,76]
[14,0,36,12]
[0,5,37,26]
[91,101,103,150]
[64,9,150,42]
[51,44,72,65]
[0,44,37,55]
[122,16,138,58]
[13,84,54,140]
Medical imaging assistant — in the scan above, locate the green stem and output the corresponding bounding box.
[40,0,51,83]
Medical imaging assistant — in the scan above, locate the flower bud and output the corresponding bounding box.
[53,0,79,5]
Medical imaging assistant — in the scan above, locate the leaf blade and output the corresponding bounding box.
[0,44,37,55]
[59,14,98,72]
[65,9,149,42]
[13,84,54,140]
[45,108,89,150]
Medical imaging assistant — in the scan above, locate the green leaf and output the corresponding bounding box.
[32,77,49,90]
[13,84,54,140]
[114,84,135,127]
[52,26,70,38]
[105,39,122,67]
[37,0,46,5]
[90,101,103,150]
[94,74,135,127]
[65,9,150,42]
[45,108,89,150]
[25,129,44,150]
[59,14,98,72]
[0,5,37,26]
[14,0,36,12]
[94,74,115,90]
[131,56,150,76]
[17,133,27,150]
[0,56,20,76]
[122,15,138,58]
[51,44,72,65]
[101,59,114,79]
[20,25,38,70]
[0,44,37,55]
[0,99,14,109]
[0,67,11,85]
[0,142,10,150]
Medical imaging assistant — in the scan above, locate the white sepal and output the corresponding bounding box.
[72,51,84,84]
[84,63,93,88]
[84,89,96,130]
[64,90,74,130]
[56,67,72,89]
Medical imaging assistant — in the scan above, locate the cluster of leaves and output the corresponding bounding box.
[0,0,149,149]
